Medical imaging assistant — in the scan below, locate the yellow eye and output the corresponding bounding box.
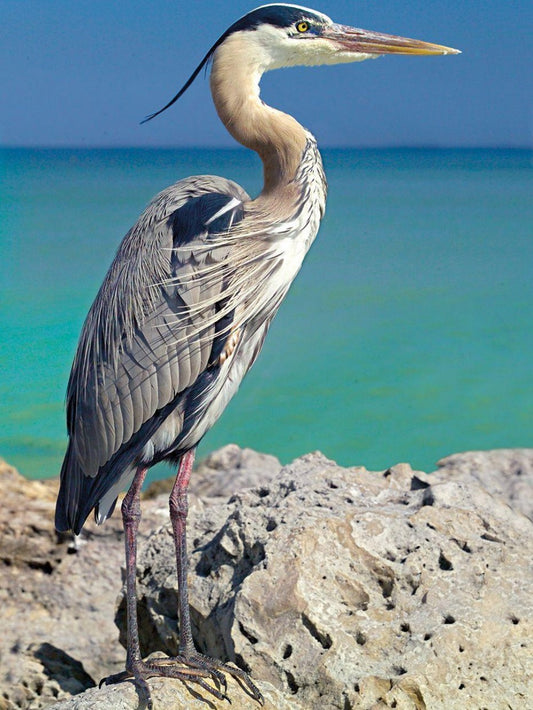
[296,21,309,33]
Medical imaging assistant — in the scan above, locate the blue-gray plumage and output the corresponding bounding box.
[55,3,458,706]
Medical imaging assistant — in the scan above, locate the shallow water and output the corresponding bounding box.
[1,147,531,480]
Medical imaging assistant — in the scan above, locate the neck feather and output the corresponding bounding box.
[210,34,308,195]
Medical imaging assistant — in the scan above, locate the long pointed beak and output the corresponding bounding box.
[324,24,460,56]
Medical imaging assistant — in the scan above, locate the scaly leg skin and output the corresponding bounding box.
[164,449,264,704]
[102,455,263,708]
[101,464,223,708]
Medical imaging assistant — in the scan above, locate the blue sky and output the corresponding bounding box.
[1,1,532,147]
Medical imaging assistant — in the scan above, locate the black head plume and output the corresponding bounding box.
[141,4,330,123]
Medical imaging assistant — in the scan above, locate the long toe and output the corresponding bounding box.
[101,666,153,709]
[160,652,264,705]
[101,653,263,706]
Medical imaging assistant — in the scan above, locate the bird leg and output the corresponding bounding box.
[169,449,196,656]
[102,454,263,706]
[101,465,154,706]
[151,448,263,704]
[102,464,220,708]
[122,466,148,672]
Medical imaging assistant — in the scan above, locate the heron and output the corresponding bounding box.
[55,3,458,706]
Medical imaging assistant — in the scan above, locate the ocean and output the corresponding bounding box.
[1,147,531,482]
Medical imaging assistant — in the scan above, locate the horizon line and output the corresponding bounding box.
[1,144,531,152]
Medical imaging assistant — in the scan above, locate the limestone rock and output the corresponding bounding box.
[435,448,533,520]
[0,459,164,709]
[144,444,282,500]
[2,448,532,710]
[0,446,280,709]
[45,672,304,710]
[118,450,532,710]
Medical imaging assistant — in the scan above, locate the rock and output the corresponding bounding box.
[144,444,282,500]
[0,446,280,709]
[1,447,532,710]
[435,448,533,521]
[44,673,305,710]
[0,458,165,709]
[116,449,532,710]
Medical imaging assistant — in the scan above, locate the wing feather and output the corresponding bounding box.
[65,176,248,478]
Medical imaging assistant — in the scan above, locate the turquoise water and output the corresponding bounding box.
[1,147,531,481]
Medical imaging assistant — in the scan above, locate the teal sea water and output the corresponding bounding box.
[1,147,531,482]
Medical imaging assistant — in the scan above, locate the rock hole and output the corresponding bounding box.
[345,497,354,504]
[328,480,339,489]
[343,696,353,710]
[285,670,299,694]
[410,476,430,490]
[356,631,366,646]
[266,519,277,532]
[354,683,360,693]
[234,653,251,673]
[422,489,435,506]
[378,577,394,598]
[438,552,453,571]
[424,633,432,641]
[386,601,396,610]
[391,702,398,708]
[443,615,456,625]
[393,666,407,676]
[400,623,410,633]
[238,622,258,645]
[459,645,464,652]
[459,683,465,690]
[283,644,293,659]
[28,560,54,575]
[510,615,520,625]
[301,613,332,650]
[257,487,270,498]
[480,676,487,682]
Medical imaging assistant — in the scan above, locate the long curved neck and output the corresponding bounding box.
[210,34,308,196]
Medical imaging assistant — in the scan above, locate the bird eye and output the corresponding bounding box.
[296,21,309,33]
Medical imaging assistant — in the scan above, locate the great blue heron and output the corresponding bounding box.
[55,3,458,706]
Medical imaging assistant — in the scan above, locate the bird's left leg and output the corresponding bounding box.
[147,448,263,703]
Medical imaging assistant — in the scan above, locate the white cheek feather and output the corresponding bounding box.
[252,24,378,71]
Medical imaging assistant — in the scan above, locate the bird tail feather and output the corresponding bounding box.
[55,442,95,535]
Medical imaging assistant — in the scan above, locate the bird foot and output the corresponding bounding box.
[100,651,263,708]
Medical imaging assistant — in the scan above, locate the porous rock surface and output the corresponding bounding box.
[1,446,532,710]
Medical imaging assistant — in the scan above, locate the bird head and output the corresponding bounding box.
[143,3,459,122]
[221,4,460,70]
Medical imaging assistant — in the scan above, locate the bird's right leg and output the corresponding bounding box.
[101,466,155,707]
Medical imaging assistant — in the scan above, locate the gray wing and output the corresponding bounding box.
[65,176,249,479]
